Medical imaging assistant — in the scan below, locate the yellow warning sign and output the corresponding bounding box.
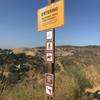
[37,0,64,31]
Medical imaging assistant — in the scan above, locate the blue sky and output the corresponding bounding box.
[0,0,100,48]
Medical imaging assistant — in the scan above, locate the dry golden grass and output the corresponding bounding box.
[83,65,100,86]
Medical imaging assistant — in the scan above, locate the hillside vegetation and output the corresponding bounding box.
[0,46,100,100]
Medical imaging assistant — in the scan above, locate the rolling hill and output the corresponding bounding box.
[0,45,100,100]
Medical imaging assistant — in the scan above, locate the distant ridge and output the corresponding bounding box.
[56,45,100,48]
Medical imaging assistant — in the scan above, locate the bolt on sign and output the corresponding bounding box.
[37,0,64,31]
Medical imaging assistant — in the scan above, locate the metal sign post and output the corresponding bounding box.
[37,0,64,99]
[46,0,55,99]
[51,29,55,99]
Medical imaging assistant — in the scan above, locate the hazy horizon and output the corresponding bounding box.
[1,44,100,49]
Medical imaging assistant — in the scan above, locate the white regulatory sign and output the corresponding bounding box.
[46,42,53,51]
[46,86,53,96]
[46,53,53,62]
[46,30,53,40]
[45,73,54,86]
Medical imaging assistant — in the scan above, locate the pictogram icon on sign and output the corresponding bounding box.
[46,52,53,62]
[45,73,54,86]
[46,42,53,51]
[46,30,53,40]
[46,86,53,96]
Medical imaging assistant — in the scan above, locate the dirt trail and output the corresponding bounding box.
[85,85,100,93]
[56,61,64,72]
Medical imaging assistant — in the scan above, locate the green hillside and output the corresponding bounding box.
[0,46,100,100]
